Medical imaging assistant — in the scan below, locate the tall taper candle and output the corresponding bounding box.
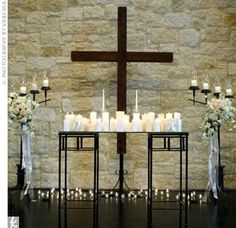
[102,89,105,112]
[135,90,138,112]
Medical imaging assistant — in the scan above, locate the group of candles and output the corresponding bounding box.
[37,188,203,203]
[18,75,49,95]
[190,77,233,96]
[63,111,182,132]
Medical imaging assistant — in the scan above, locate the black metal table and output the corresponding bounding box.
[58,131,189,227]
[147,132,189,227]
[58,132,99,227]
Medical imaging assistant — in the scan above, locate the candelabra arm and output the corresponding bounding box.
[188,99,205,105]
[38,98,52,104]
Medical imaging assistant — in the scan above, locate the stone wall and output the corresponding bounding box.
[8,0,236,190]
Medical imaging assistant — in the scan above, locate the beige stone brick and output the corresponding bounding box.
[26,12,47,24]
[83,6,105,19]
[67,7,83,20]
[37,0,65,11]
[41,46,62,57]
[151,28,178,44]
[41,32,60,45]
[203,28,230,41]
[229,63,236,75]
[179,29,200,47]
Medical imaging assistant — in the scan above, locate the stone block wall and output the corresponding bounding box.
[8,0,236,190]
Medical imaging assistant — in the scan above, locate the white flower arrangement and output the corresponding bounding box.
[8,92,39,132]
[201,95,236,138]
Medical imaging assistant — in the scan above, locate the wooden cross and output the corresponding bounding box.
[71,7,173,155]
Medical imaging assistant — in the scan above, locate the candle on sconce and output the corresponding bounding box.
[215,86,221,93]
[90,111,97,121]
[203,82,209,90]
[191,79,197,87]
[226,88,233,96]
[43,78,49,87]
[20,86,27,94]
[32,82,38,91]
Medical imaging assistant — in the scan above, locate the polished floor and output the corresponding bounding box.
[9,190,236,228]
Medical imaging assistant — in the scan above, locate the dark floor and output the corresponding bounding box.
[9,190,236,228]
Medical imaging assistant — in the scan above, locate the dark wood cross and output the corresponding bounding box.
[71,6,173,154]
[71,7,173,192]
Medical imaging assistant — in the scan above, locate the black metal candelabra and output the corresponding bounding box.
[189,86,234,193]
[189,85,234,105]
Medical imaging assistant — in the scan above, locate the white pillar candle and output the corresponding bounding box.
[166,113,173,119]
[165,113,173,132]
[191,79,197,87]
[215,86,221,93]
[20,86,27,94]
[124,114,130,123]
[116,111,125,119]
[125,122,132,132]
[31,83,37,90]
[110,118,117,131]
[116,117,125,132]
[102,89,105,112]
[203,83,209,90]
[96,118,102,131]
[90,111,97,121]
[226,88,233,96]
[63,119,70,131]
[133,112,140,120]
[158,113,165,119]
[158,114,165,132]
[132,118,143,132]
[153,118,161,132]
[124,115,131,131]
[172,118,182,132]
[64,112,76,130]
[135,90,138,112]
[102,111,110,131]
[142,114,148,131]
[146,119,153,132]
[148,112,155,120]
[80,118,87,131]
[43,79,49,87]
[70,112,76,130]
[65,112,70,119]
[174,112,181,119]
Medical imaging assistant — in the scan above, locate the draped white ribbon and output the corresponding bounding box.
[21,130,34,199]
[203,130,219,202]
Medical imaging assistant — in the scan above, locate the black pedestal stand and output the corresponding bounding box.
[188,87,234,198]
[113,154,130,193]
[9,88,52,212]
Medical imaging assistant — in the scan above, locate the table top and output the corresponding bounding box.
[58,131,189,136]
